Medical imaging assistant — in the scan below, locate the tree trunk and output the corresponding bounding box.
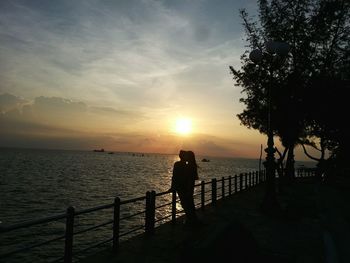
[285,146,295,182]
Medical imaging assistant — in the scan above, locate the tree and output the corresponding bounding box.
[230,0,350,208]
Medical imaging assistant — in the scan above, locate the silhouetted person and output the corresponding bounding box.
[186,150,199,222]
[171,150,198,225]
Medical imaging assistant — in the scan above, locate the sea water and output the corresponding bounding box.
[0,148,315,262]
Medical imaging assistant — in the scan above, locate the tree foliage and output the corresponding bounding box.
[230,0,350,176]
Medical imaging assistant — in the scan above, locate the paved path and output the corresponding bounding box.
[81,179,350,263]
[317,180,350,263]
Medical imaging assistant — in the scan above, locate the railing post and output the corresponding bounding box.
[201,181,205,210]
[171,190,177,224]
[262,169,266,182]
[211,178,217,206]
[249,172,252,187]
[263,170,266,181]
[145,191,155,234]
[228,176,232,196]
[245,173,248,189]
[151,191,156,228]
[113,197,120,252]
[221,177,225,199]
[239,174,243,191]
[234,175,237,193]
[64,206,75,263]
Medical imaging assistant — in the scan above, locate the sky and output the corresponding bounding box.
[0,0,313,159]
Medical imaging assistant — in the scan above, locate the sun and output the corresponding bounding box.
[175,118,192,135]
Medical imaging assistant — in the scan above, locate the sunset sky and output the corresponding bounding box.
[0,0,312,160]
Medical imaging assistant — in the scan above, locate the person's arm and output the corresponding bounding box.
[194,167,199,180]
[170,163,179,191]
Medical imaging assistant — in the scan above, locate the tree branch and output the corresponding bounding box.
[301,143,320,161]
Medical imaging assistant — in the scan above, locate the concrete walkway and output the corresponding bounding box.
[81,179,349,263]
[317,179,350,263]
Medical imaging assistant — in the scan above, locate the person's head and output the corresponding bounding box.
[187,151,196,164]
[179,150,186,161]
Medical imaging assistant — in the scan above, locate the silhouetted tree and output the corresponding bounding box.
[230,0,350,182]
[302,78,350,179]
[302,0,350,178]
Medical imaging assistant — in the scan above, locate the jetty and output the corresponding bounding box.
[1,170,349,263]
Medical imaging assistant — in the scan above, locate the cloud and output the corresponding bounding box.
[0,0,248,110]
[0,93,145,133]
[0,1,264,158]
[0,93,264,157]
[0,93,150,151]
[0,93,28,112]
[33,96,87,114]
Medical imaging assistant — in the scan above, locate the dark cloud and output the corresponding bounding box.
[0,93,144,139]
[0,107,143,152]
[0,93,28,112]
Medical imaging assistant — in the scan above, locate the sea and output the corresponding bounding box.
[0,148,316,262]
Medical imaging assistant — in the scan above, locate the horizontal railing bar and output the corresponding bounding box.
[175,208,185,214]
[155,214,172,223]
[155,201,172,210]
[120,196,145,205]
[1,170,272,262]
[195,201,202,207]
[119,225,144,238]
[120,210,145,221]
[74,237,113,256]
[75,203,114,216]
[74,220,113,236]
[0,213,67,233]
[0,234,66,258]
[1,197,144,233]
[0,170,268,235]
[193,193,202,198]
[155,191,171,197]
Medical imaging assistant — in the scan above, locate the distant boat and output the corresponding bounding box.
[93,148,105,152]
[108,152,114,154]
[201,158,210,162]
[132,153,145,157]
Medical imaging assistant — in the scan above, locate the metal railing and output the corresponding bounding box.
[1,168,317,263]
[296,167,317,178]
